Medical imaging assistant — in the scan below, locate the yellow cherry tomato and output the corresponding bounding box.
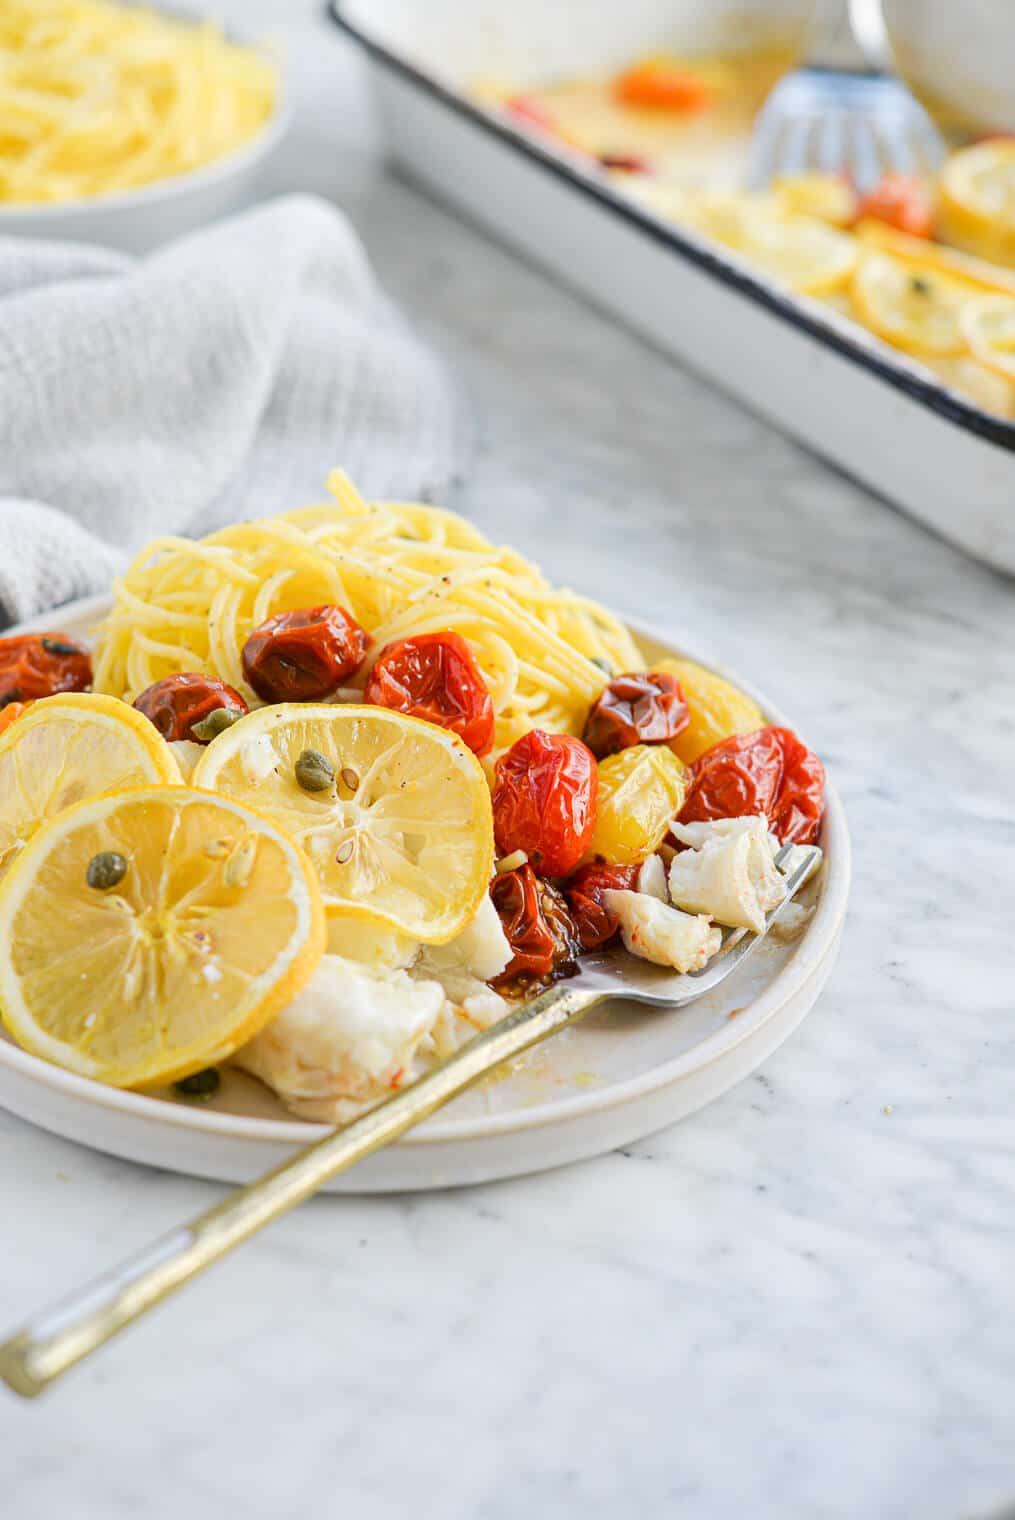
[586,744,687,866]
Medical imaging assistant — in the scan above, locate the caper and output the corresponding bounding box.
[41,638,80,656]
[295,748,335,792]
[174,1067,221,1100]
[190,707,242,743]
[86,851,128,891]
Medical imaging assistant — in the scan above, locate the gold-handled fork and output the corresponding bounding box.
[0,844,820,1399]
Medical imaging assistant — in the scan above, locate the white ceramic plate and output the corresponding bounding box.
[0,595,850,1191]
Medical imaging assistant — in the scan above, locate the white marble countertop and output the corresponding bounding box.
[3,7,1014,1517]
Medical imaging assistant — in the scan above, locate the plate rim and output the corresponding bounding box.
[0,593,851,1149]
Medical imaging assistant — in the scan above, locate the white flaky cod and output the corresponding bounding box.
[234,894,513,1120]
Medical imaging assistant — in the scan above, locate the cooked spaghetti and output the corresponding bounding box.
[0,0,276,205]
[91,472,643,754]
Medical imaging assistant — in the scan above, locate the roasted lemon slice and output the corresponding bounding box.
[0,786,325,1087]
[854,218,1015,295]
[682,194,857,295]
[773,173,857,228]
[958,294,1015,382]
[193,705,494,944]
[851,252,970,356]
[0,693,181,882]
[937,141,1015,268]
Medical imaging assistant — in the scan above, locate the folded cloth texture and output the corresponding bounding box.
[0,194,458,626]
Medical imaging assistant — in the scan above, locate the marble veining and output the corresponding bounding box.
[2,6,1014,1518]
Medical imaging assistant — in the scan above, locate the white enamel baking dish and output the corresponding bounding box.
[331,0,1015,575]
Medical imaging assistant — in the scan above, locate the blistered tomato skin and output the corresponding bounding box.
[242,605,370,703]
[133,674,249,743]
[364,631,495,755]
[768,729,826,845]
[583,671,689,758]
[490,867,582,987]
[677,725,825,845]
[564,862,640,950]
[0,634,91,706]
[492,730,598,878]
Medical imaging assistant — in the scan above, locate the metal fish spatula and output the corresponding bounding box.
[748,0,942,190]
[0,845,820,1399]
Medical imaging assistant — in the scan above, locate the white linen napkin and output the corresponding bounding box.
[0,194,458,626]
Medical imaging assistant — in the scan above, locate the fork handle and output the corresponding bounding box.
[807,0,876,72]
[0,982,606,1399]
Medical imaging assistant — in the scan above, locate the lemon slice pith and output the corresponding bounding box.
[192,704,494,944]
[0,692,181,882]
[0,786,325,1087]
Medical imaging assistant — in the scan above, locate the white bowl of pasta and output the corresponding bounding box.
[0,475,850,1189]
[0,2,289,253]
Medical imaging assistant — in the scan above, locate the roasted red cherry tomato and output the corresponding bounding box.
[677,725,825,845]
[133,674,249,743]
[492,730,598,878]
[767,728,826,845]
[614,62,712,113]
[364,631,495,755]
[242,605,370,703]
[0,633,91,707]
[583,670,689,758]
[600,152,650,173]
[856,175,935,239]
[490,867,582,988]
[564,862,640,950]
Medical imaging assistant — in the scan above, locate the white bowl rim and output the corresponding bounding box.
[0,593,851,1149]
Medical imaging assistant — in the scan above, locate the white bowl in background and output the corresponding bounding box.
[0,44,289,255]
[880,0,1015,141]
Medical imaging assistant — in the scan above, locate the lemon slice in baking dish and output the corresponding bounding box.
[958,294,1015,381]
[681,194,857,295]
[851,252,970,356]
[936,141,1015,268]
[193,705,494,943]
[0,786,325,1087]
[0,692,181,882]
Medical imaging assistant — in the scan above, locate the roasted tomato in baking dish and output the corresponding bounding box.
[492,729,598,878]
[242,605,370,703]
[491,866,582,987]
[0,633,91,706]
[564,862,641,951]
[364,631,495,755]
[133,674,248,743]
[583,670,689,758]
[856,174,935,239]
[677,725,825,845]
